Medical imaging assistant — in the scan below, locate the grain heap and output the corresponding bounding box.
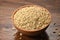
[13,5,51,31]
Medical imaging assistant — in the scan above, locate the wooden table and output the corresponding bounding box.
[0,0,60,40]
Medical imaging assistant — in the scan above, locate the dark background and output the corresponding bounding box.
[0,0,60,40]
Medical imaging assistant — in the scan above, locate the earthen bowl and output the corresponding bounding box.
[12,5,51,36]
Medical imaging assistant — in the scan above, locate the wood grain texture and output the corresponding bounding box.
[0,0,60,40]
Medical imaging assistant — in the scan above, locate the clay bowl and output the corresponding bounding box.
[12,5,51,36]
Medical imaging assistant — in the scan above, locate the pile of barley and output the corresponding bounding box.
[13,5,51,31]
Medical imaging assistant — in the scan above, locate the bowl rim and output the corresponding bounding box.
[12,4,51,32]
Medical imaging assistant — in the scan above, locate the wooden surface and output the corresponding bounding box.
[0,0,60,40]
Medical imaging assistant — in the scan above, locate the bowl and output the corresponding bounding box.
[12,5,51,36]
